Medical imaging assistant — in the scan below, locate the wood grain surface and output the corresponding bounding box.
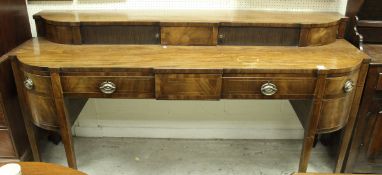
[17,162,86,175]
[10,38,367,74]
[34,10,344,27]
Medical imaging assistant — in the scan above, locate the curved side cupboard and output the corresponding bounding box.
[33,10,348,46]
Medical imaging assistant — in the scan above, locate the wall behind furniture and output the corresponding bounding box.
[26,0,348,139]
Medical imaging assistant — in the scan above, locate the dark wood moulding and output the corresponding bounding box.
[33,10,348,46]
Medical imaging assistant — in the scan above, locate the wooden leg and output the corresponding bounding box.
[298,71,328,172]
[11,58,41,161]
[24,118,41,161]
[50,70,77,169]
[299,133,315,172]
[334,62,369,173]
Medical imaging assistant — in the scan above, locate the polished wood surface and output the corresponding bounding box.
[17,162,86,175]
[34,10,344,26]
[10,38,366,74]
[33,10,346,46]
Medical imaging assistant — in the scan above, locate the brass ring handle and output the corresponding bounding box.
[261,82,278,96]
[99,81,116,94]
[343,80,354,93]
[24,78,34,90]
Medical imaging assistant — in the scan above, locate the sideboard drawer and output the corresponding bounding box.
[324,71,359,98]
[222,76,316,99]
[155,74,222,100]
[61,76,155,98]
[23,72,52,95]
[0,129,16,158]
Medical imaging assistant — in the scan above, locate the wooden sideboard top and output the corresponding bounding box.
[10,38,367,74]
[34,10,345,27]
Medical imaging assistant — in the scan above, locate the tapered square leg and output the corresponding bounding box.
[50,70,77,169]
[298,71,328,172]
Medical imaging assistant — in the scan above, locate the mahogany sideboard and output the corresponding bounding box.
[0,0,32,164]
[5,10,370,173]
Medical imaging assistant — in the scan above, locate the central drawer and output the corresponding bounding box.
[155,74,222,100]
[61,76,155,98]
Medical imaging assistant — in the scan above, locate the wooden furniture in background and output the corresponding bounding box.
[0,0,32,164]
[18,162,86,175]
[334,0,382,173]
[33,10,348,46]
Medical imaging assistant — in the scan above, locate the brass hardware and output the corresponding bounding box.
[155,33,160,39]
[261,82,277,96]
[218,34,224,39]
[24,78,34,90]
[343,80,354,93]
[99,81,116,94]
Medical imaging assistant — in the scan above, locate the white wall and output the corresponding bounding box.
[26,0,348,139]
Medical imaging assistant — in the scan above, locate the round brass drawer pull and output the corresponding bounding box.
[261,82,278,96]
[24,78,34,90]
[99,81,116,94]
[344,80,354,93]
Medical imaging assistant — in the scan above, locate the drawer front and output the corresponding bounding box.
[23,72,52,95]
[155,74,222,100]
[324,71,359,98]
[218,26,300,46]
[222,77,316,99]
[161,26,217,46]
[0,129,16,158]
[81,25,160,44]
[61,76,155,98]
